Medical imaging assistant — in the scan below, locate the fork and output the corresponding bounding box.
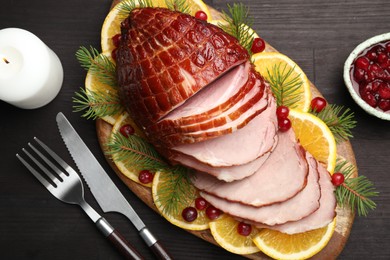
[16,137,144,260]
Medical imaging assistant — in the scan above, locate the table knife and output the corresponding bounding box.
[56,112,173,260]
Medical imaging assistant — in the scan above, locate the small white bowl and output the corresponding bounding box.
[343,32,390,120]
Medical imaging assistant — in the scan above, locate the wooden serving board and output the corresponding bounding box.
[96,1,357,259]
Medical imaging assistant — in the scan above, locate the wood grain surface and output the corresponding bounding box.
[1,1,389,259]
[95,1,357,259]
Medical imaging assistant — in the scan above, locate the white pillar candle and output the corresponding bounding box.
[0,28,63,109]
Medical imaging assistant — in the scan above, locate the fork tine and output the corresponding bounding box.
[28,142,66,180]
[34,137,79,177]
[21,147,61,186]
[16,153,53,190]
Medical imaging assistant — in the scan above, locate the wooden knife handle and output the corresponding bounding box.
[139,227,173,260]
[96,218,144,260]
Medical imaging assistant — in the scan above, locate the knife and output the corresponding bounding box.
[56,112,173,260]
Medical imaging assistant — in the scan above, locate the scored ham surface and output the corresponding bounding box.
[191,129,309,206]
[117,7,249,128]
[199,153,321,225]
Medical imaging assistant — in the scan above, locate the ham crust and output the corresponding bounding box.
[117,8,249,128]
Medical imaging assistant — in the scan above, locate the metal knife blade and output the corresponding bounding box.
[56,112,172,260]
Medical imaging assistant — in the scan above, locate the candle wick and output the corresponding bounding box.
[2,57,10,64]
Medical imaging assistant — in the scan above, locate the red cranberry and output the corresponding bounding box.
[378,99,390,111]
[366,50,378,61]
[195,197,208,210]
[355,56,370,70]
[138,170,154,184]
[237,222,252,236]
[367,64,385,81]
[251,37,266,53]
[361,92,378,108]
[120,124,135,137]
[112,33,121,47]
[195,10,208,21]
[378,83,390,99]
[182,207,198,222]
[353,68,366,82]
[331,172,345,186]
[310,97,327,113]
[377,53,388,64]
[276,105,289,119]
[205,205,222,220]
[278,118,291,132]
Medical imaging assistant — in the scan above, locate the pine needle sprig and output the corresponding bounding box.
[165,0,190,14]
[117,0,153,17]
[107,132,168,171]
[73,87,122,119]
[75,46,117,87]
[220,3,255,54]
[266,63,303,108]
[334,159,378,217]
[155,166,197,215]
[311,104,357,143]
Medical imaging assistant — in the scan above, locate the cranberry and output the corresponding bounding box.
[366,50,378,61]
[310,97,327,113]
[278,118,291,132]
[120,124,135,137]
[182,207,198,222]
[138,170,154,184]
[276,105,289,119]
[112,33,121,47]
[377,53,388,64]
[251,37,266,54]
[331,172,345,186]
[205,205,222,220]
[195,10,208,21]
[367,64,385,81]
[355,56,370,70]
[353,68,366,82]
[237,222,252,236]
[378,83,390,99]
[195,197,208,210]
[361,92,378,108]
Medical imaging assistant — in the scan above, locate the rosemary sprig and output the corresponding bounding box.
[107,132,196,215]
[73,87,122,119]
[334,159,378,217]
[266,63,303,108]
[220,3,255,54]
[311,104,357,143]
[165,0,190,14]
[75,46,117,87]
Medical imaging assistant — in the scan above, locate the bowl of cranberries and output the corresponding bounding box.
[344,32,390,120]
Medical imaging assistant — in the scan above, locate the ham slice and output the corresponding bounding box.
[170,94,277,167]
[117,8,249,128]
[191,129,309,206]
[199,153,320,225]
[260,162,336,234]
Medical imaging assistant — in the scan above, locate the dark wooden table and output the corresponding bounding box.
[1,0,389,259]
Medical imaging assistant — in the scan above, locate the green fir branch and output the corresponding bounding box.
[311,104,357,143]
[220,3,255,54]
[73,87,122,119]
[165,0,190,14]
[75,46,117,87]
[117,0,153,17]
[266,63,303,108]
[334,159,378,217]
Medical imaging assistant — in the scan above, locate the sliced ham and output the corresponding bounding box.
[169,94,277,167]
[199,152,320,225]
[191,129,309,207]
[146,62,251,135]
[258,162,336,234]
[169,135,277,182]
[117,8,249,128]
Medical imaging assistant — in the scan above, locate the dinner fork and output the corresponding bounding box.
[16,137,144,260]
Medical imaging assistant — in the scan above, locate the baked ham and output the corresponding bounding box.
[199,153,321,226]
[191,130,309,207]
[117,7,249,128]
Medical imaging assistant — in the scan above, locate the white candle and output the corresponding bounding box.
[0,28,63,109]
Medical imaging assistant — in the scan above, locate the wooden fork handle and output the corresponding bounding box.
[96,218,144,260]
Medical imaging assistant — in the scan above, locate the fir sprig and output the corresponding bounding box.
[117,0,153,17]
[107,132,196,215]
[73,87,122,119]
[220,3,255,54]
[266,63,303,108]
[311,104,357,143]
[334,159,378,217]
[75,46,117,87]
[165,0,190,14]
